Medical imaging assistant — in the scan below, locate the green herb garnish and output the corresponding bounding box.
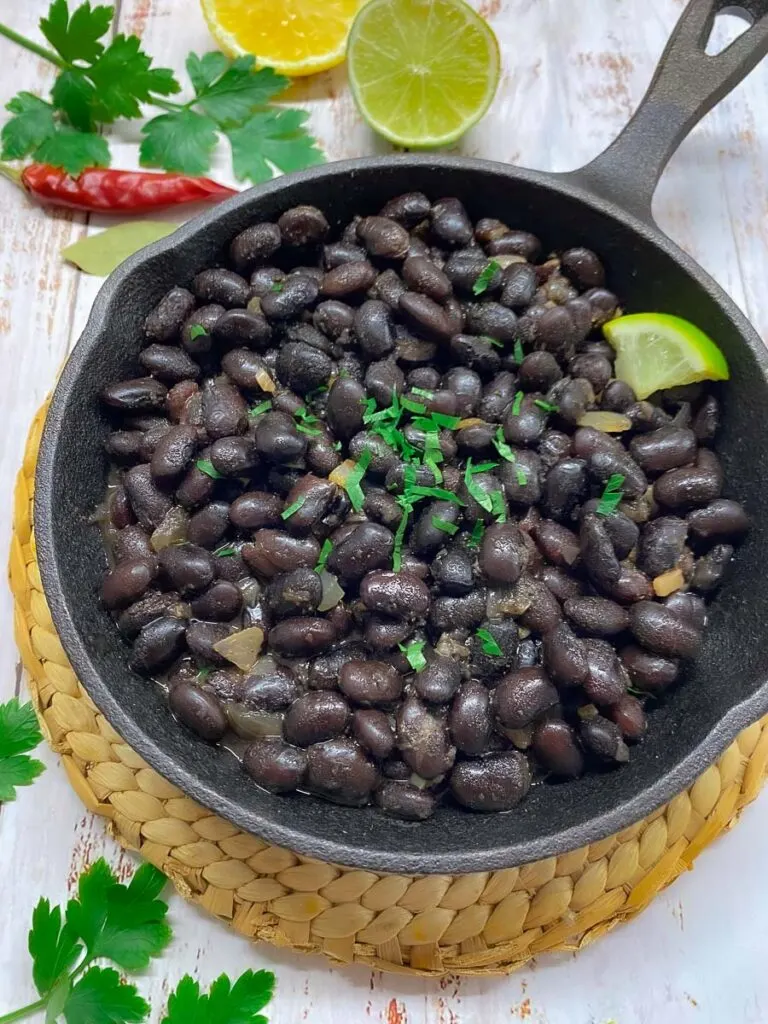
[513,339,524,364]
[0,698,44,802]
[515,464,529,487]
[314,537,333,574]
[464,457,498,513]
[411,387,434,399]
[467,520,485,549]
[490,490,507,522]
[249,399,272,418]
[410,485,464,505]
[162,971,275,1024]
[476,628,503,656]
[492,425,515,463]
[295,422,322,437]
[480,335,504,349]
[270,281,284,292]
[401,397,427,414]
[512,391,524,416]
[430,411,462,430]
[432,516,459,536]
[343,450,372,512]
[472,259,501,296]
[214,545,236,557]
[196,458,221,479]
[188,323,207,340]
[295,406,319,424]
[392,502,411,573]
[423,430,443,484]
[281,495,307,520]
[332,440,343,451]
[596,473,625,516]
[534,399,559,413]
[399,639,427,673]
[197,667,212,681]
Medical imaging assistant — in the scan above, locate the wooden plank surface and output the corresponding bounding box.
[1,2,767,1021]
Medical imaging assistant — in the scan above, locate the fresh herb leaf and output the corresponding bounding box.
[399,639,427,673]
[332,440,342,452]
[512,391,524,416]
[492,426,515,463]
[196,459,221,479]
[214,545,236,557]
[281,495,307,520]
[513,339,524,364]
[430,412,461,430]
[295,422,322,437]
[464,459,494,513]
[40,0,113,66]
[0,699,44,802]
[29,899,81,998]
[314,538,333,574]
[409,485,464,505]
[140,109,219,176]
[467,520,485,549]
[86,35,180,123]
[596,473,625,516]
[227,108,325,185]
[249,399,272,418]
[161,970,276,1024]
[186,53,288,126]
[401,397,426,414]
[294,406,319,424]
[411,387,434,399]
[479,334,503,349]
[472,259,501,296]
[63,965,149,1024]
[270,281,284,293]
[490,490,507,522]
[392,503,411,573]
[476,628,503,656]
[423,430,443,484]
[515,464,528,487]
[431,516,458,536]
[1,92,56,159]
[61,221,177,276]
[35,126,111,175]
[197,667,212,681]
[51,69,98,132]
[342,450,371,512]
[534,399,559,413]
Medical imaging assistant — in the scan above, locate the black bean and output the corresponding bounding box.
[200,377,247,439]
[533,519,580,568]
[625,400,671,433]
[486,230,540,262]
[105,431,144,462]
[429,545,473,596]
[569,353,612,394]
[158,544,215,597]
[402,255,452,302]
[351,299,394,358]
[192,268,249,308]
[463,301,517,344]
[267,617,336,658]
[582,638,629,706]
[124,464,173,529]
[243,739,306,793]
[353,710,395,760]
[132,616,187,673]
[588,449,647,500]
[494,667,559,728]
[326,521,394,581]
[601,379,636,412]
[503,394,547,448]
[263,568,322,619]
[599,566,653,605]
[429,197,473,247]
[479,523,527,584]
[339,660,403,706]
[305,643,362,690]
[147,424,198,485]
[450,751,531,811]
[229,222,282,273]
[139,344,201,384]
[163,379,199,424]
[321,261,377,298]
[444,249,496,295]
[187,501,229,548]
[236,666,299,711]
[581,286,619,326]
[508,576,561,634]
[477,371,515,422]
[580,714,629,763]
[284,691,350,746]
[543,621,588,686]
[691,543,733,593]
[229,491,283,530]
[365,359,404,406]
[396,696,455,778]
[242,530,320,578]
[113,525,153,563]
[102,558,157,610]
[449,681,492,755]
[362,488,402,530]
[138,420,172,462]
[609,695,648,742]
[630,426,697,475]
[636,517,688,578]
[537,564,582,602]
[371,270,406,312]
[363,614,411,652]
[117,592,184,638]
[191,580,243,621]
[359,570,430,620]
[102,377,168,413]
[379,191,432,226]
[516,352,559,393]
[543,458,587,521]
[399,291,453,341]
[306,738,379,807]
[620,644,679,692]
[449,335,501,376]
[653,458,723,509]
[439,367,479,418]
[409,655,459,706]
[629,601,701,658]
[356,216,410,259]
[580,501,639,559]
[144,286,196,343]
[260,275,319,322]
[167,683,226,742]
[212,309,272,352]
[687,499,749,541]
[277,205,329,246]
[496,449,540,507]
[313,299,355,341]
[664,591,707,632]
[254,411,306,463]
[376,782,436,821]
[560,247,605,288]
[693,394,719,442]
[564,596,628,636]
[275,340,333,396]
[498,262,536,309]
[580,513,621,589]
[532,720,584,778]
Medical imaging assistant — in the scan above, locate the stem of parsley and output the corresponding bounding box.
[0,996,48,1023]
[0,22,65,68]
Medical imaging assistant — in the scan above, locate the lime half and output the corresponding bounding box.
[603,313,730,400]
[347,0,501,148]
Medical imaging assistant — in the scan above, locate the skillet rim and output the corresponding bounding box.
[34,154,768,873]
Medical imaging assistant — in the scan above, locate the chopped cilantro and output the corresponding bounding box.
[490,490,507,522]
[476,628,503,656]
[314,538,333,574]
[401,397,427,414]
[467,520,486,549]
[188,323,207,340]
[512,391,524,416]
[480,335,504,349]
[196,458,221,479]
[411,387,434,399]
[399,639,427,673]
[534,399,559,413]
[472,259,501,296]
[432,516,459,536]
[249,399,272,418]
[343,450,371,512]
[271,281,284,292]
[214,545,236,557]
[596,473,625,516]
[513,339,524,364]
[492,425,516,463]
[281,495,307,520]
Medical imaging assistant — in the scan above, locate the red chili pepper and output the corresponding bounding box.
[0,163,238,213]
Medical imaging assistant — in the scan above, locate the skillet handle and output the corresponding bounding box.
[566,0,768,222]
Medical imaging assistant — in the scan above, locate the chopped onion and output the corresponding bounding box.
[248,655,279,679]
[329,459,356,488]
[577,411,633,432]
[226,704,283,739]
[151,506,189,551]
[487,584,530,619]
[434,634,470,661]
[653,568,685,597]
[238,578,262,607]
[318,570,344,612]
[213,626,264,671]
[410,773,443,789]
[500,726,533,750]
[457,417,485,429]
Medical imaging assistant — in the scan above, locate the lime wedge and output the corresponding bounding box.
[603,313,730,400]
[347,0,501,148]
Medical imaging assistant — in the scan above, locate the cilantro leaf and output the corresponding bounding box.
[0,698,44,802]
[399,639,427,673]
[63,966,149,1024]
[162,971,276,1024]
[472,260,501,296]
[476,627,503,657]
[51,70,98,132]
[1,93,56,160]
[596,473,625,516]
[86,35,179,123]
[314,538,333,574]
[29,899,82,997]
[140,109,219,175]
[65,859,171,972]
[35,127,110,175]
[188,53,289,126]
[227,108,325,184]
[40,0,113,65]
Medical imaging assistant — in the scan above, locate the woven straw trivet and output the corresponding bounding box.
[10,401,768,977]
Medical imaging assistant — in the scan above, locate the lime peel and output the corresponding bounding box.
[347,0,501,149]
[603,313,729,400]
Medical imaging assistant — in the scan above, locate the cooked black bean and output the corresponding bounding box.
[537,564,583,602]
[588,448,647,500]
[144,286,196,343]
[691,543,733,593]
[693,393,720,442]
[580,714,629,763]
[113,525,153,563]
[543,621,588,686]
[580,513,621,589]
[494,667,559,729]
[396,696,455,778]
[252,410,304,462]
[139,344,201,384]
[102,558,157,610]
[507,576,560,635]
[636,517,688,577]
[338,660,403,706]
[263,568,321,619]
[306,738,379,807]
[327,521,394,581]
[124,464,173,529]
[259,275,319,323]
[283,691,349,746]
[653,459,723,509]
[158,544,214,596]
[429,197,472,247]
[444,249,495,294]
[582,638,629,706]
[168,683,226,742]
[229,222,282,273]
[560,246,605,288]
[147,426,198,490]
[185,501,228,548]
[192,268,248,308]
[242,530,320,578]
[351,299,394,358]
[359,570,430,619]
[401,255,452,302]
[375,781,436,821]
[352,710,395,760]
[448,681,492,755]
[543,458,587,521]
[190,580,243,622]
[533,519,580,568]
[516,352,560,393]
[487,230,541,261]
[450,751,530,811]
[268,617,336,657]
[105,430,144,462]
[117,592,184,639]
[228,491,282,530]
[687,499,749,540]
[532,720,584,778]
[398,291,452,341]
[665,591,707,632]
[321,261,377,298]
[102,377,168,413]
[448,335,499,375]
[629,426,697,475]
[275,340,333,396]
[601,379,636,412]
[132,616,187,673]
[609,695,648,742]
[428,588,487,632]
[410,655,460,705]
[478,371,516,421]
[362,614,409,651]
[629,601,701,658]
[242,739,305,793]
[313,299,355,341]
[378,191,431,226]
[365,359,405,406]
[479,523,527,584]
[431,546,474,596]
[356,216,410,259]
[499,449,541,506]
[503,394,547,447]
[564,596,628,636]
[277,205,329,246]
[620,644,679,692]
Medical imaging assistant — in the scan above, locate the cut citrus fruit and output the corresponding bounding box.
[603,313,729,400]
[347,0,501,148]
[200,0,366,77]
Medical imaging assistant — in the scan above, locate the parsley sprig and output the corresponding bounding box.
[0,698,44,802]
[0,0,324,179]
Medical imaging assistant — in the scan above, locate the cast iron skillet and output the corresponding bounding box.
[35,0,768,873]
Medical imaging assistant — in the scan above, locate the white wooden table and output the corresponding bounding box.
[1,1,767,1020]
